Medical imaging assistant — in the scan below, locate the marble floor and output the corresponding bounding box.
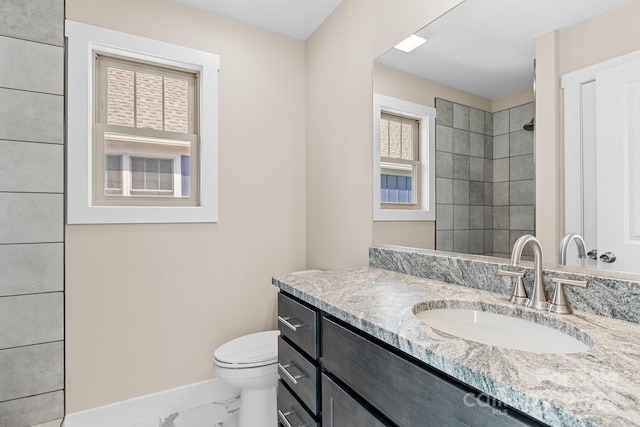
[129,395,240,427]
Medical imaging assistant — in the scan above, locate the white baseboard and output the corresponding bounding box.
[62,378,238,427]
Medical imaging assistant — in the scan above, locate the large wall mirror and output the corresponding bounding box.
[372,0,640,275]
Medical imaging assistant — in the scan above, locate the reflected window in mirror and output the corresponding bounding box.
[380,113,420,207]
[373,94,435,221]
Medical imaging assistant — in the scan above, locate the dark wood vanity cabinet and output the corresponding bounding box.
[277,291,546,427]
[277,293,321,426]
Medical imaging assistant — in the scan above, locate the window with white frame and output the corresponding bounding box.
[373,94,436,221]
[66,20,219,224]
[94,54,197,205]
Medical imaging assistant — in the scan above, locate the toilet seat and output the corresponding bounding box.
[214,330,279,369]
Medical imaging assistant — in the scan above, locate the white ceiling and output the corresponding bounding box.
[376,0,632,100]
[169,0,343,40]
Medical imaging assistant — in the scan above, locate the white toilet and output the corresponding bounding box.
[213,330,280,427]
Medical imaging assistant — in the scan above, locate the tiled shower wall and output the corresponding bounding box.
[0,1,65,426]
[491,103,535,258]
[435,99,494,254]
[435,99,535,258]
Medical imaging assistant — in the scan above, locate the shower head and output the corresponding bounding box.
[523,117,534,131]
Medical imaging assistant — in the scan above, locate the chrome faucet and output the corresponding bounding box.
[510,234,548,310]
[559,232,587,265]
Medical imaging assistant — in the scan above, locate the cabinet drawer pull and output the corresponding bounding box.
[278,362,306,385]
[278,409,306,427]
[278,315,303,332]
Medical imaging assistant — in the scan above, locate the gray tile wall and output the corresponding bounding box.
[435,99,535,259]
[435,99,493,255]
[492,103,535,258]
[0,1,64,425]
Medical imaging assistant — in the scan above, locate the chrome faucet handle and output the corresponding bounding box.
[498,269,528,305]
[549,278,587,314]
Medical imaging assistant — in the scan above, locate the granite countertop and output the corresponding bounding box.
[273,267,640,427]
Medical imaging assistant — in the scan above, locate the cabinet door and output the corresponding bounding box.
[322,374,389,427]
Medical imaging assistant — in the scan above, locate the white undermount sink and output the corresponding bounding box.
[415,305,591,354]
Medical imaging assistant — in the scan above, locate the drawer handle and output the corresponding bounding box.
[278,409,306,427]
[278,362,307,385]
[278,315,303,332]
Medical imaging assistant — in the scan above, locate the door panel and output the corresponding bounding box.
[596,58,640,272]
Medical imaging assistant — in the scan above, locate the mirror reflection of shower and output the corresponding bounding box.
[429,58,537,257]
[433,98,536,258]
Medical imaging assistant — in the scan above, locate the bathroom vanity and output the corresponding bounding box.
[277,291,542,426]
[277,290,544,426]
[274,246,640,426]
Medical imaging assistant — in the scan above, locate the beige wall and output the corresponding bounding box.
[65,0,306,413]
[305,0,463,269]
[558,0,640,76]
[372,221,436,250]
[373,63,492,111]
[374,63,532,115]
[535,0,640,261]
[492,88,534,113]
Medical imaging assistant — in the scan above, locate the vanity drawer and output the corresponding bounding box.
[278,293,319,359]
[277,381,319,427]
[322,317,544,427]
[278,336,320,415]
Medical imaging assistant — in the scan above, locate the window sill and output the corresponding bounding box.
[373,208,435,222]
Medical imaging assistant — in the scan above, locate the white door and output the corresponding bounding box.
[595,58,640,272]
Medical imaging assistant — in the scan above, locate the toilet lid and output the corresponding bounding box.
[214,330,280,367]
